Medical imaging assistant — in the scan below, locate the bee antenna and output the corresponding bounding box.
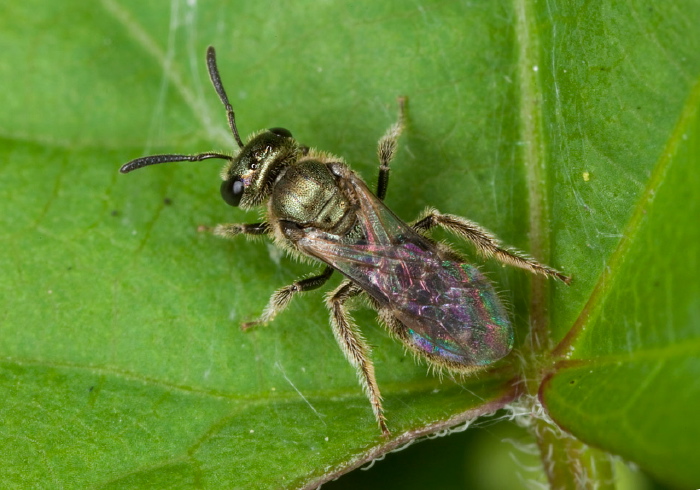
[119,152,232,174]
[206,46,244,150]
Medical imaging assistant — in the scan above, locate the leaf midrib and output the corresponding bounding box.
[514,0,552,355]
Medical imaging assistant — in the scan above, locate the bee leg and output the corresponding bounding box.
[199,222,270,239]
[326,281,390,436]
[412,209,571,284]
[376,96,407,201]
[242,266,334,330]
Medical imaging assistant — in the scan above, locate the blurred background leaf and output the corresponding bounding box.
[0,0,697,488]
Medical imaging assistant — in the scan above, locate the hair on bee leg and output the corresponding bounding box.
[412,209,571,284]
[242,266,334,330]
[326,280,390,436]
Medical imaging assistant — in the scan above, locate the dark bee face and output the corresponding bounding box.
[220,128,297,208]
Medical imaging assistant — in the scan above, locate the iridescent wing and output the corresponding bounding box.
[297,170,513,366]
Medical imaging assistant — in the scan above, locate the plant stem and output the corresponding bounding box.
[532,415,615,489]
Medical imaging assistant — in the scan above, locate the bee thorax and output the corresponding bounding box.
[270,159,355,235]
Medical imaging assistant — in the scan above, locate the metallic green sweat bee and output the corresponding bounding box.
[120,47,569,435]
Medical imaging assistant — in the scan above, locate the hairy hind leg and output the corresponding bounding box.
[413,208,570,284]
[326,281,389,435]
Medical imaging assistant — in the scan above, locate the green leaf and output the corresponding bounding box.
[535,2,700,488]
[542,84,700,488]
[1,1,698,489]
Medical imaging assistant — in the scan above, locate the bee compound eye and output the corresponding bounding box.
[269,127,292,138]
[220,178,244,207]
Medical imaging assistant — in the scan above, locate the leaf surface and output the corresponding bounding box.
[0,0,698,488]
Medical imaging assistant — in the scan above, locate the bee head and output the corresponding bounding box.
[119,47,302,211]
[219,127,299,209]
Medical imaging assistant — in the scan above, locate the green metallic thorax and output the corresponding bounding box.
[271,159,355,234]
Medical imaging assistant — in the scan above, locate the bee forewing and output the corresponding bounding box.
[298,171,513,366]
